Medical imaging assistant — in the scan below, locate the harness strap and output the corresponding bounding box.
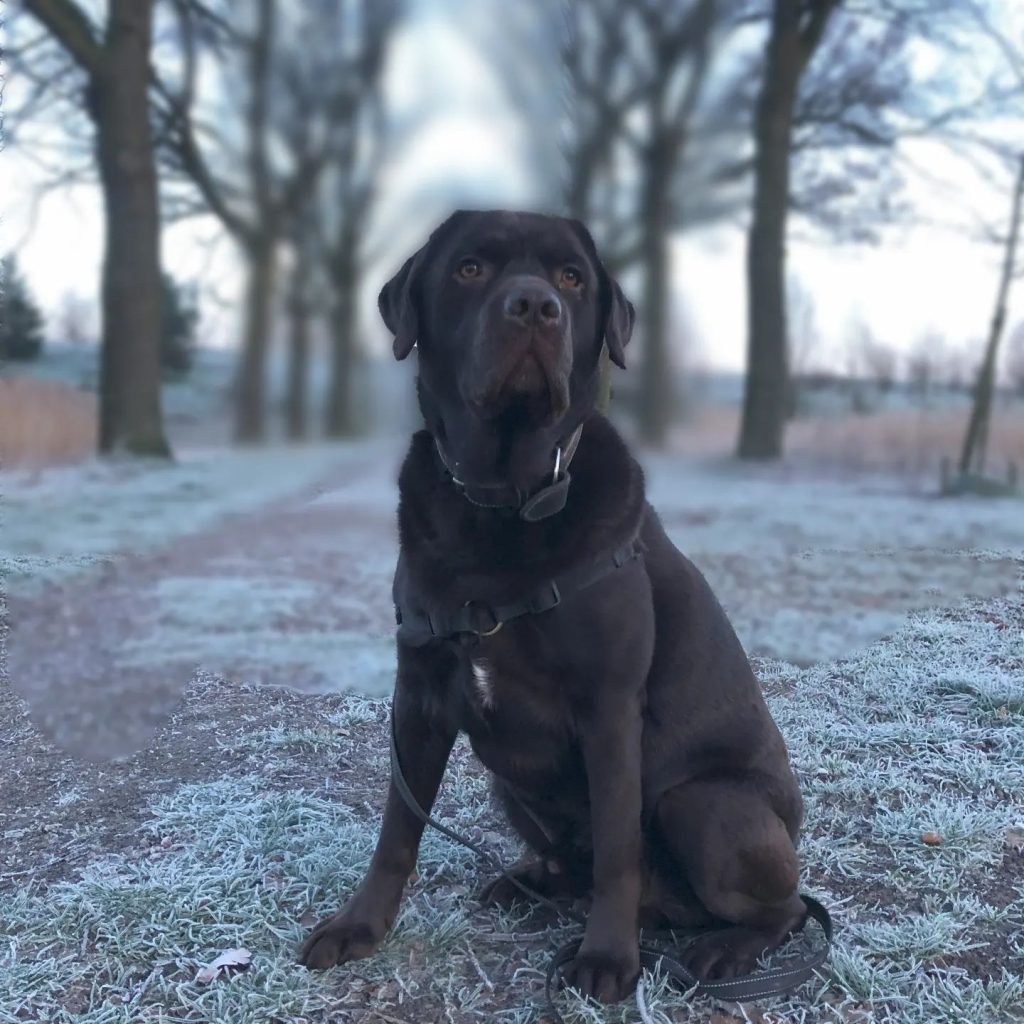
[396,538,642,645]
[389,711,834,1021]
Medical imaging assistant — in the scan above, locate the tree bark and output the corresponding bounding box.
[637,143,674,445]
[738,0,837,460]
[285,260,311,442]
[27,0,170,456]
[959,153,1024,476]
[325,218,360,438]
[325,282,357,439]
[232,0,277,444]
[235,238,276,443]
[325,273,357,438]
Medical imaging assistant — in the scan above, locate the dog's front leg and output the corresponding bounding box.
[567,689,644,1002]
[301,644,457,969]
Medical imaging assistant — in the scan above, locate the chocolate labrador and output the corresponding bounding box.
[300,210,807,1003]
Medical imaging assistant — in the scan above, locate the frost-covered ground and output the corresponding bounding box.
[0,599,1021,1023]
[1,439,1022,1021]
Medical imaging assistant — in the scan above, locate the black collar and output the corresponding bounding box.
[434,423,585,523]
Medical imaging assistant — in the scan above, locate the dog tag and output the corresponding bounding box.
[519,472,571,522]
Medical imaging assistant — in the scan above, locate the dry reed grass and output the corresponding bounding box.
[0,377,97,467]
[670,401,1024,479]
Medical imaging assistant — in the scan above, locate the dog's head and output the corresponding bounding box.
[378,210,634,493]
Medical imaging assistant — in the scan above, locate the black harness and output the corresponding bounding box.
[395,538,642,646]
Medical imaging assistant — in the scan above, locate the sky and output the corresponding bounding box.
[2,2,1019,375]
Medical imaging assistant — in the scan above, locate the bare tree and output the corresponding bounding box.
[633,1,717,444]
[157,0,399,443]
[316,3,396,438]
[558,1,727,442]
[268,1,396,441]
[159,0,296,442]
[959,153,1024,475]
[488,1,913,443]
[284,209,316,441]
[21,0,170,456]
[737,0,840,459]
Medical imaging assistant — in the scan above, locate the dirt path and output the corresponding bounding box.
[4,446,404,762]
[5,442,1021,761]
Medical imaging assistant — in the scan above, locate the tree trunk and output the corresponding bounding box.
[285,266,311,442]
[325,254,358,438]
[959,154,1024,476]
[234,238,276,443]
[738,0,837,460]
[637,145,674,446]
[94,0,169,456]
[738,23,803,459]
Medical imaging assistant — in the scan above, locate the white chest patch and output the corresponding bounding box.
[471,659,495,709]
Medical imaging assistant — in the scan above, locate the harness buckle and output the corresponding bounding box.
[463,601,502,637]
[528,580,561,614]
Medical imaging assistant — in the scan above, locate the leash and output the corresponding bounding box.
[389,712,834,1020]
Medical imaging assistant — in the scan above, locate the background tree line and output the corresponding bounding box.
[8,0,1024,471]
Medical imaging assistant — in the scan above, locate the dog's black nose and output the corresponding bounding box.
[502,283,562,326]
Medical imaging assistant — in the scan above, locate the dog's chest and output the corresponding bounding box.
[454,646,575,783]
[467,656,497,709]
[455,644,562,717]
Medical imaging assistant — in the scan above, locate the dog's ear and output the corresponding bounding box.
[379,211,471,361]
[568,218,635,370]
[378,248,426,362]
[602,275,635,370]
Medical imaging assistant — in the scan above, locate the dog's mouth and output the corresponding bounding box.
[507,350,547,397]
[467,339,570,425]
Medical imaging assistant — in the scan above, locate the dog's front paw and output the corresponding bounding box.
[299,905,389,970]
[563,943,640,1003]
[681,924,777,980]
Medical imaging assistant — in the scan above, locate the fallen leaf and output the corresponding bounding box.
[196,947,252,984]
[997,705,1010,717]
[921,831,943,846]
[299,909,318,928]
[1006,828,1024,852]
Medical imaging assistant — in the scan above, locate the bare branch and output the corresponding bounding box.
[22,0,104,78]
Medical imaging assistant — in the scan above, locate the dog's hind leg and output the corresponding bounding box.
[653,780,807,980]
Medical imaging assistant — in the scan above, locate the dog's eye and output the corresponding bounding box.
[558,266,583,290]
[456,259,482,281]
